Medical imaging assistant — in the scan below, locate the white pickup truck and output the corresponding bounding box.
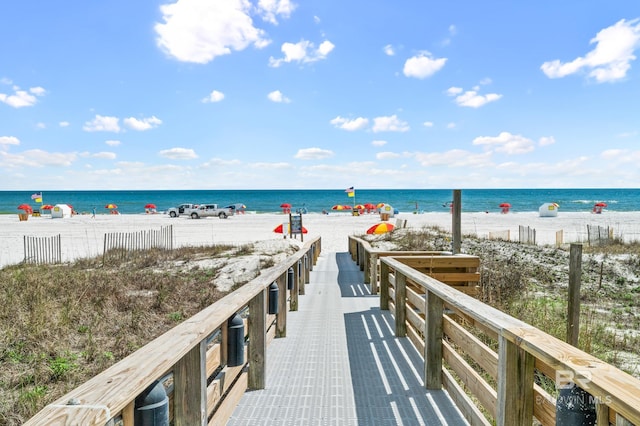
[167,203,233,219]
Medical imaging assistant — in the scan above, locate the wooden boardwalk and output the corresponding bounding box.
[227,251,468,425]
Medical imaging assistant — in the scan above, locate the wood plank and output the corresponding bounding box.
[429,272,480,282]
[442,368,492,426]
[533,384,556,426]
[206,342,221,378]
[248,289,266,390]
[425,290,443,389]
[443,340,497,418]
[406,286,425,316]
[406,323,425,355]
[208,371,248,426]
[174,341,207,426]
[405,305,424,337]
[496,335,535,426]
[380,261,390,310]
[443,315,498,380]
[395,272,407,337]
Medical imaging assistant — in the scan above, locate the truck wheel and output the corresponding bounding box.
[218,212,227,219]
[191,212,199,219]
[169,211,177,218]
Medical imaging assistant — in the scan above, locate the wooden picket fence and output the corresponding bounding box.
[103,225,174,262]
[23,234,62,265]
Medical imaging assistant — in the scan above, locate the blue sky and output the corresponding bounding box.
[1,1,639,190]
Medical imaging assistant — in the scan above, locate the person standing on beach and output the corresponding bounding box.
[92,207,96,218]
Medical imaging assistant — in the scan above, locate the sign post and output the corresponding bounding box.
[290,213,303,242]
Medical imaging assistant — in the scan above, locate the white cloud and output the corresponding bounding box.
[36,122,46,129]
[203,90,225,103]
[376,151,401,160]
[155,0,271,64]
[330,116,369,131]
[59,121,70,127]
[295,147,334,160]
[372,140,387,146]
[92,152,117,159]
[446,86,502,108]
[541,18,640,82]
[0,85,46,108]
[383,44,395,56]
[539,136,556,146]
[473,132,535,155]
[267,90,291,103]
[159,147,198,160]
[403,52,447,79]
[269,39,335,67]
[447,122,456,129]
[248,162,291,169]
[257,0,296,24]
[202,157,242,167]
[423,121,434,127]
[0,149,78,168]
[0,136,20,148]
[124,116,163,131]
[372,115,409,133]
[414,149,493,168]
[83,115,121,133]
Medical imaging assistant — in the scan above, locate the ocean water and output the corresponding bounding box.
[0,188,637,216]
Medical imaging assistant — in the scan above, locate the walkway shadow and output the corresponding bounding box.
[335,252,469,425]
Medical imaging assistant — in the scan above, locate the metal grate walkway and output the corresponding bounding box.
[227,251,469,426]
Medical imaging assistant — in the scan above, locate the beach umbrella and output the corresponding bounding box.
[41,204,54,210]
[499,202,511,208]
[105,203,118,209]
[499,202,511,214]
[366,223,395,234]
[145,203,157,209]
[17,204,33,213]
[280,203,291,208]
[354,204,365,210]
[331,205,350,210]
[594,202,607,207]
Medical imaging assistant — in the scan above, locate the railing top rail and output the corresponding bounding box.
[25,236,320,425]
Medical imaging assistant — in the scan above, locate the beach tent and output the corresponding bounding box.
[538,202,559,217]
[51,203,72,218]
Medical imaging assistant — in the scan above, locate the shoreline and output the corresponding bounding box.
[2,211,638,268]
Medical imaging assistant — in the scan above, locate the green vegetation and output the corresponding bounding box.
[0,245,246,425]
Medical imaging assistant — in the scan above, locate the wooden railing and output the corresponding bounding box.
[25,237,321,426]
[349,235,640,426]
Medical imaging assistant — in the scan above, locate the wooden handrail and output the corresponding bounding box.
[349,235,640,426]
[26,237,321,426]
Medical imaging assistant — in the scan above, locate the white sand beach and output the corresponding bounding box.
[2,210,639,268]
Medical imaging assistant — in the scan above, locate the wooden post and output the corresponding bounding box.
[173,340,207,425]
[370,253,379,294]
[568,243,582,346]
[496,335,535,426]
[395,272,407,337]
[452,190,462,254]
[276,273,287,337]
[297,259,305,295]
[380,261,390,310]
[248,289,266,389]
[363,248,370,284]
[424,290,443,389]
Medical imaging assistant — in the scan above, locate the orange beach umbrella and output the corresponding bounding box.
[366,223,395,234]
[105,203,118,209]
